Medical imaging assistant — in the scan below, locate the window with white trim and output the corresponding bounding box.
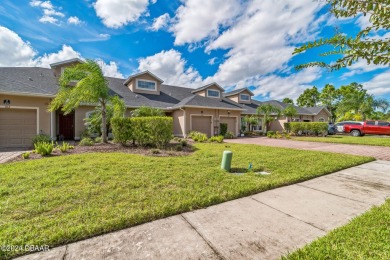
[207,89,220,98]
[240,94,250,101]
[318,117,325,122]
[136,79,157,91]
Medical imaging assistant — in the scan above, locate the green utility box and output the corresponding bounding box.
[221,150,233,171]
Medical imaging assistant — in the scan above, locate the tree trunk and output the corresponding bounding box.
[101,100,108,143]
[263,115,267,133]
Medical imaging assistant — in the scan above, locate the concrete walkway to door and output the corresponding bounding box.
[225,137,390,160]
[17,160,390,260]
[0,149,26,163]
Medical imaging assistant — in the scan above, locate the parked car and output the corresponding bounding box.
[343,120,390,136]
[328,123,336,135]
[334,121,363,133]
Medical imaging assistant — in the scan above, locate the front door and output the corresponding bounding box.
[59,112,75,140]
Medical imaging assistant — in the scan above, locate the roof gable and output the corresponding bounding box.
[192,82,224,93]
[123,70,164,85]
[224,87,254,97]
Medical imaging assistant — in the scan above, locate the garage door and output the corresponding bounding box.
[0,109,37,148]
[191,116,212,137]
[220,116,236,135]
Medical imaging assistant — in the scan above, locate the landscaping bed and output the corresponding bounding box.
[284,199,390,259]
[0,143,373,259]
[293,135,390,147]
[9,140,194,163]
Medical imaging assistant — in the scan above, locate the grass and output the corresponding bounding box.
[0,143,373,259]
[284,199,390,259]
[293,135,390,147]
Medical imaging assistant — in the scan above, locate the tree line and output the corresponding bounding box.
[283,83,390,122]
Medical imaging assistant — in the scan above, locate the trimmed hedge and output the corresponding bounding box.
[286,122,328,136]
[111,117,173,148]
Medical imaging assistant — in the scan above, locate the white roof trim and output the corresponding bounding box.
[123,70,164,85]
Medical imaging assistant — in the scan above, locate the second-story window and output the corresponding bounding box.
[137,79,157,91]
[207,89,220,98]
[240,94,250,101]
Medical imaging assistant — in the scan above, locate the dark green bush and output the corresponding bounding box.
[32,134,51,145]
[111,117,132,145]
[219,123,228,136]
[267,131,275,138]
[284,122,291,132]
[79,137,94,146]
[289,122,328,136]
[111,117,173,148]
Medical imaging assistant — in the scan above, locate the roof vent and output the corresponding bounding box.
[28,77,33,81]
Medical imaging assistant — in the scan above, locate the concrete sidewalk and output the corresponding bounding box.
[17,161,390,260]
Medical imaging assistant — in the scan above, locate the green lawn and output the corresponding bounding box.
[284,199,390,259]
[293,135,390,147]
[0,143,373,259]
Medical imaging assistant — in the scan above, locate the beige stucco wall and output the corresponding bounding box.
[194,85,223,99]
[226,90,252,104]
[313,109,330,122]
[127,74,161,95]
[51,60,82,78]
[172,109,185,137]
[269,117,287,132]
[74,106,95,139]
[0,94,52,136]
[183,107,241,136]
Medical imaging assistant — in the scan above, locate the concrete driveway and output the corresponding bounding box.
[0,149,26,163]
[16,161,390,260]
[225,137,390,160]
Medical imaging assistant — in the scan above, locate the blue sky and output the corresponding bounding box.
[0,0,389,101]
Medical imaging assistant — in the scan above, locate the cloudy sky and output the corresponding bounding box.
[0,0,389,100]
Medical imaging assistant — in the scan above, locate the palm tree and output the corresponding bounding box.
[283,105,298,122]
[256,104,281,133]
[49,60,111,142]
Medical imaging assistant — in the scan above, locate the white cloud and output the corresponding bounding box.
[34,45,82,68]
[363,70,390,96]
[93,0,152,28]
[0,26,37,66]
[137,49,203,88]
[67,16,82,25]
[203,0,325,89]
[208,57,217,65]
[150,13,171,31]
[30,0,64,24]
[0,26,123,78]
[356,14,371,30]
[171,0,243,45]
[340,59,388,79]
[244,67,322,100]
[96,59,124,78]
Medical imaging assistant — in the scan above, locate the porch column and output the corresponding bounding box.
[51,111,56,140]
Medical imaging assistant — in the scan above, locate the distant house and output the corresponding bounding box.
[0,59,330,148]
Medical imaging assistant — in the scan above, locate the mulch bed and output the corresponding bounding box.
[9,141,194,163]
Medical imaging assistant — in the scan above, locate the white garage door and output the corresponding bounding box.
[0,109,37,148]
[220,116,236,135]
[191,116,212,137]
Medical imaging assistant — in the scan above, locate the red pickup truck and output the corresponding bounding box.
[344,121,390,136]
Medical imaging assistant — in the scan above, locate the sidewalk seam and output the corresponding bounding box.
[61,245,68,260]
[250,197,327,233]
[295,184,370,204]
[180,214,225,260]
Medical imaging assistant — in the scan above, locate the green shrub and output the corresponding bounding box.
[79,137,94,146]
[112,117,173,148]
[284,122,291,132]
[34,142,54,156]
[224,131,235,139]
[267,131,276,138]
[188,131,208,142]
[21,152,30,159]
[175,145,183,151]
[275,131,282,139]
[180,139,188,147]
[94,137,103,143]
[56,142,72,153]
[289,122,328,136]
[32,134,51,145]
[219,123,228,136]
[111,117,132,145]
[209,135,224,143]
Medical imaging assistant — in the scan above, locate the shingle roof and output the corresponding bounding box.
[224,87,254,97]
[0,67,58,96]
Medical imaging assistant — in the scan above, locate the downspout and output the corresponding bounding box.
[180,107,186,138]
